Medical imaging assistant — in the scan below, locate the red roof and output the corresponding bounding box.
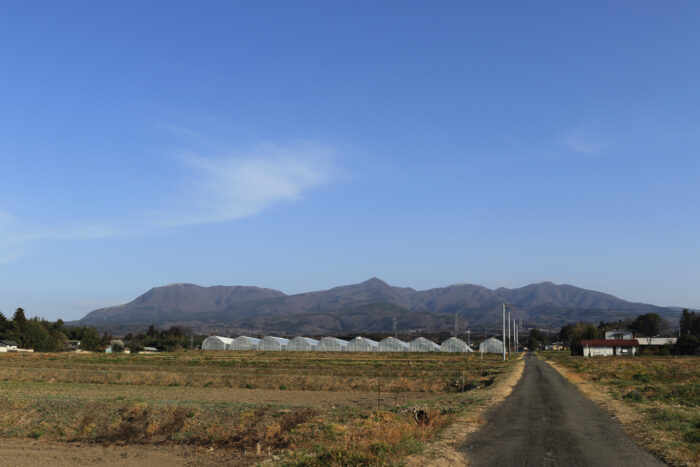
[581,339,639,346]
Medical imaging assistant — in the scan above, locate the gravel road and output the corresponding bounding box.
[461,353,665,466]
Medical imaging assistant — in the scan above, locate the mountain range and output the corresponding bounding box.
[72,278,681,335]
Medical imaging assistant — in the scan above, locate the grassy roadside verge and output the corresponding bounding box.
[543,353,699,467]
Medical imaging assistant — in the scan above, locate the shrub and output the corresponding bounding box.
[632,373,650,383]
[682,430,700,443]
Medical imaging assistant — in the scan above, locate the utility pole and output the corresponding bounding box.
[393,317,397,338]
[519,318,523,350]
[454,313,458,338]
[502,303,506,361]
[467,328,471,347]
[507,310,511,356]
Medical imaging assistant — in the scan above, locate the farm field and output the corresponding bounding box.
[544,353,700,467]
[0,350,518,466]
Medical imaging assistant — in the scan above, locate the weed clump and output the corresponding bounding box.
[623,390,643,402]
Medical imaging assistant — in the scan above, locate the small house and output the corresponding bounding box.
[637,337,677,352]
[544,341,564,351]
[0,340,18,353]
[604,329,633,340]
[62,340,80,352]
[581,339,639,357]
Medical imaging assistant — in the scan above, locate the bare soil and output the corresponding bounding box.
[0,439,253,466]
[0,380,432,408]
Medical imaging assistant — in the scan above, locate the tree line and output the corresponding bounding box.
[0,308,204,353]
[526,310,700,355]
[0,308,102,351]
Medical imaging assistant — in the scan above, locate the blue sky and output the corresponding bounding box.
[1,1,699,320]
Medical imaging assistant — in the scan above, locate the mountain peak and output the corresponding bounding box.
[360,277,388,286]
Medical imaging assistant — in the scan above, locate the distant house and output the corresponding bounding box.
[605,329,633,340]
[62,340,80,351]
[582,339,639,357]
[0,340,18,352]
[637,337,677,352]
[544,341,564,351]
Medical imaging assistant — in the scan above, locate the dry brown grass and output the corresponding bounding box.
[0,350,520,466]
[0,351,498,393]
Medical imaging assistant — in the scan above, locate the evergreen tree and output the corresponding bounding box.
[24,320,55,352]
[631,313,663,337]
[78,327,101,351]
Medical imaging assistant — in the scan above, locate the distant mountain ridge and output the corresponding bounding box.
[73,278,680,334]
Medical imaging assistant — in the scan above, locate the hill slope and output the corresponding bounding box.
[73,278,680,334]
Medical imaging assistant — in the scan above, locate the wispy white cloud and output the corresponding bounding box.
[151,141,336,227]
[0,139,338,262]
[559,128,608,156]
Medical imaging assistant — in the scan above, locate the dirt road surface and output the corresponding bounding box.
[462,353,665,466]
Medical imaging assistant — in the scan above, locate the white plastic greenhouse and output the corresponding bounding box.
[347,336,379,352]
[260,336,289,351]
[440,337,473,353]
[286,337,319,351]
[409,337,440,352]
[230,336,261,351]
[201,336,234,351]
[378,337,409,352]
[316,337,348,352]
[479,337,504,354]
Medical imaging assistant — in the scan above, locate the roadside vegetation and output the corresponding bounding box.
[0,350,518,465]
[545,353,699,466]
